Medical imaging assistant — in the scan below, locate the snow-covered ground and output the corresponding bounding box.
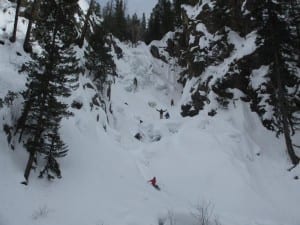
[1,1,300,225]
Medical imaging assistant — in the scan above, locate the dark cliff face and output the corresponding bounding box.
[172,0,254,117]
[178,0,259,76]
[161,0,299,134]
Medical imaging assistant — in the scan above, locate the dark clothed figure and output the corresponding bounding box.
[134,133,142,140]
[133,77,138,91]
[156,109,166,119]
[171,99,174,106]
[165,112,170,119]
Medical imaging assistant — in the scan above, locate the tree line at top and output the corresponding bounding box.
[9,0,196,49]
[101,0,194,44]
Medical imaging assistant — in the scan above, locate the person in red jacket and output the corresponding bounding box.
[148,176,160,190]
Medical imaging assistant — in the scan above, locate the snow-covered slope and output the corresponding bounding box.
[1,1,300,225]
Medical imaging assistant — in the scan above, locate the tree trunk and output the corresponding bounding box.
[23,0,40,53]
[78,0,94,48]
[15,90,33,142]
[10,0,22,43]
[275,53,300,165]
[23,94,47,183]
[24,151,35,183]
[266,0,299,165]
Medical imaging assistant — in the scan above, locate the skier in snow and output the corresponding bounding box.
[134,132,142,140]
[148,176,160,190]
[156,109,166,119]
[165,112,170,119]
[171,99,174,106]
[133,77,138,91]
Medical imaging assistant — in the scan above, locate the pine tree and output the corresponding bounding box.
[78,0,95,48]
[102,0,114,33]
[146,6,161,43]
[16,0,81,184]
[141,13,147,41]
[255,0,300,165]
[84,23,116,93]
[287,0,300,58]
[128,13,141,45]
[173,0,183,26]
[102,0,128,40]
[114,0,127,40]
[160,0,174,34]
[146,0,175,43]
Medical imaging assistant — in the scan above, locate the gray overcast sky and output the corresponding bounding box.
[96,0,157,18]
